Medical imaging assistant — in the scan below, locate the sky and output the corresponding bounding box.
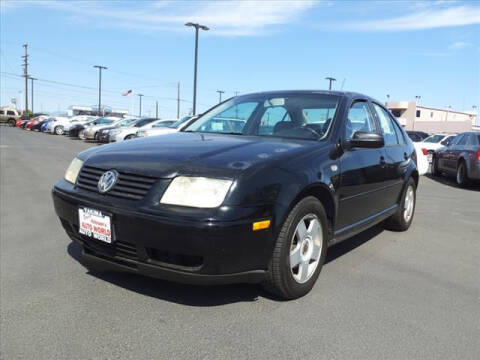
[1,0,479,122]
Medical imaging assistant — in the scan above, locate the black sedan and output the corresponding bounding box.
[52,91,419,299]
[432,131,480,186]
[406,130,429,142]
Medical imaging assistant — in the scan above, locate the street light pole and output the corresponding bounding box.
[30,77,37,114]
[216,90,225,103]
[93,65,107,116]
[185,22,209,115]
[138,94,144,117]
[325,77,336,90]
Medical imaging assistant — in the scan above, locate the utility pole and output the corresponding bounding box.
[177,82,180,119]
[216,90,225,103]
[22,44,29,113]
[386,94,390,106]
[93,65,107,116]
[30,77,37,114]
[185,22,209,115]
[325,77,336,90]
[156,101,159,118]
[138,94,144,117]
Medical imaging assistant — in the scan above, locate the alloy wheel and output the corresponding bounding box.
[289,214,323,284]
[403,185,415,223]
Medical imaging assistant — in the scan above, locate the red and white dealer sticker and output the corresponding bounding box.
[78,207,113,243]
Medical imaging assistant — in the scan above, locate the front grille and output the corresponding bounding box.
[77,165,157,200]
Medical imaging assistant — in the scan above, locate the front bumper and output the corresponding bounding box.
[52,182,275,285]
[98,132,111,143]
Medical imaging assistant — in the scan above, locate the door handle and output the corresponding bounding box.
[380,156,386,167]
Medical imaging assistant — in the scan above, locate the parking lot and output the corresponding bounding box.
[1,126,479,359]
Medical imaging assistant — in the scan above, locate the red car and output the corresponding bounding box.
[16,119,27,127]
[25,118,38,130]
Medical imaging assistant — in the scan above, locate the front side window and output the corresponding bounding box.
[372,103,398,146]
[345,101,376,140]
[186,94,340,141]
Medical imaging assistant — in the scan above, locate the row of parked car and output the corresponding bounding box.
[14,114,198,143]
[405,130,480,186]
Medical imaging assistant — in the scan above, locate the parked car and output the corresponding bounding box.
[97,118,141,143]
[412,143,429,176]
[0,107,20,126]
[432,132,480,186]
[53,90,419,300]
[31,116,51,131]
[25,118,38,130]
[68,120,97,138]
[63,116,98,134]
[420,133,457,162]
[44,116,72,135]
[80,117,123,140]
[108,118,171,142]
[16,119,29,128]
[135,116,197,138]
[406,131,429,142]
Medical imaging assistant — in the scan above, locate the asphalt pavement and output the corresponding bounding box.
[1,126,479,360]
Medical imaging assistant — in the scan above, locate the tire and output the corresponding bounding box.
[124,134,135,140]
[94,132,99,141]
[78,130,86,140]
[456,161,469,187]
[384,177,416,231]
[54,126,64,135]
[8,119,16,127]
[263,196,328,300]
[431,155,440,176]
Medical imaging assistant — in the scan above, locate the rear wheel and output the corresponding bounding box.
[94,132,99,141]
[8,119,16,127]
[125,134,135,140]
[263,196,328,300]
[431,155,440,176]
[54,126,64,135]
[456,161,469,187]
[78,130,86,140]
[384,177,416,231]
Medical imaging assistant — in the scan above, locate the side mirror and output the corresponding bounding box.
[349,131,384,149]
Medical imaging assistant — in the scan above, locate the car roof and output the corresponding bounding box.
[236,90,382,104]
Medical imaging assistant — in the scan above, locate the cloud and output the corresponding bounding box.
[339,5,480,31]
[5,0,318,36]
[449,41,472,49]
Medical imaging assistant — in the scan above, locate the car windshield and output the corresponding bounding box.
[185,93,340,140]
[170,116,192,129]
[423,134,445,143]
[154,120,176,128]
[96,117,116,125]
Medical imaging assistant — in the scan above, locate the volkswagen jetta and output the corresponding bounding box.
[52,91,418,299]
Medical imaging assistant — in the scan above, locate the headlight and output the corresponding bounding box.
[136,131,147,137]
[109,129,121,135]
[160,177,233,208]
[64,158,84,184]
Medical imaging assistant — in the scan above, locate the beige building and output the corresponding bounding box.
[386,101,477,133]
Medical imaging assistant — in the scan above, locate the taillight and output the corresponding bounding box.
[476,149,480,161]
[421,148,428,156]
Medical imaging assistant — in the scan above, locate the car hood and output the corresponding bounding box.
[144,128,177,135]
[79,132,322,179]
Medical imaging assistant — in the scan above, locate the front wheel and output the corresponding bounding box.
[54,126,64,135]
[384,177,416,231]
[263,196,328,300]
[456,161,469,187]
[431,155,440,176]
[124,134,135,140]
[78,130,86,140]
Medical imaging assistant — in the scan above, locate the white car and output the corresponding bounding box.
[109,118,174,142]
[136,116,197,138]
[81,117,123,140]
[44,116,71,135]
[420,134,457,162]
[413,142,429,176]
[62,116,98,133]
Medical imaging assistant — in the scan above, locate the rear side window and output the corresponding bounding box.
[345,101,376,140]
[476,135,480,144]
[7,110,16,115]
[372,103,398,145]
[457,135,468,146]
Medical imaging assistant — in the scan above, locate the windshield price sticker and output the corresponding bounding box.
[78,207,113,243]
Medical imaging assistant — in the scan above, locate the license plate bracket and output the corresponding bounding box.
[78,207,114,243]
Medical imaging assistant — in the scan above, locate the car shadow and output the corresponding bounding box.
[425,173,480,191]
[67,224,385,305]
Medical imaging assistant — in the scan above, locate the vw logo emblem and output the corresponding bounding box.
[97,170,118,193]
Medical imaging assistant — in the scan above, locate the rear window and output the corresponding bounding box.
[423,135,444,143]
[477,135,480,144]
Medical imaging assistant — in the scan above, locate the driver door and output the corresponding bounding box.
[337,100,389,230]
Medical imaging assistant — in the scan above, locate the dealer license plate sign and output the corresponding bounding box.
[78,207,113,243]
